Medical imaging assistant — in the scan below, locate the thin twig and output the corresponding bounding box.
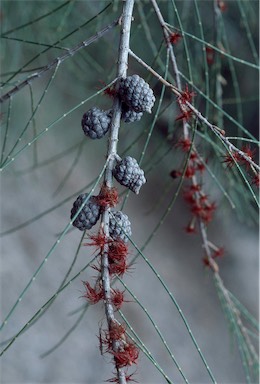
[128,49,260,172]
[0,18,119,103]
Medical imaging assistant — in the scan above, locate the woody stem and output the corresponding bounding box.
[100,1,135,383]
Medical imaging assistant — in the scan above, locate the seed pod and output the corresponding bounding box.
[109,211,132,243]
[121,103,143,123]
[81,107,111,139]
[118,74,155,113]
[70,194,101,231]
[113,156,146,194]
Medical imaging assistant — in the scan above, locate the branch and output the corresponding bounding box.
[149,6,259,378]
[100,1,135,383]
[128,49,260,173]
[0,18,119,103]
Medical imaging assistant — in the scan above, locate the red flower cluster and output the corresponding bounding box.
[81,180,138,382]
[172,137,206,179]
[222,145,255,169]
[179,84,196,104]
[99,322,127,354]
[83,234,130,304]
[176,85,196,122]
[83,227,136,374]
[183,184,216,227]
[222,144,259,187]
[83,229,110,252]
[112,342,139,368]
[175,137,192,152]
[171,137,217,233]
[108,239,131,277]
[100,321,139,381]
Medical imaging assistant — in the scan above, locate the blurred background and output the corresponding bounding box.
[1,1,259,383]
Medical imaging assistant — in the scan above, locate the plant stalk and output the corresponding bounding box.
[100,1,135,383]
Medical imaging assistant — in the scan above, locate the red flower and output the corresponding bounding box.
[106,371,138,383]
[190,184,202,193]
[190,151,198,161]
[191,203,203,216]
[109,322,127,341]
[98,80,117,98]
[206,47,214,65]
[213,247,224,259]
[205,202,217,213]
[168,32,182,45]
[175,109,193,122]
[184,218,197,234]
[252,173,260,188]
[111,289,126,310]
[176,137,192,152]
[108,239,129,263]
[96,185,119,208]
[217,0,228,12]
[202,257,210,267]
[99,322,127,354]
[199,194,209,203]
[113,342,139,368]
[222,145,255,169]
[222,151,242,168]
[183,189,196,205]
[82,281,103,304]
[109,258,131,277]
[83,229,110,251]
[179,84,196,104]
[196,162,206,173]
[242,144,256,160]
[191,201,216,224]
[184,165,196,178]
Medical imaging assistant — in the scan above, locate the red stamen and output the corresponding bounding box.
[83,229,110,251]
[96,185,119,208]
[109,258,131,277]
[184,217,197,234]
[196,162,206,173]
[97,80,117,99]
[168,32,182,45]
[108,240,129,263]
[252,174,260,188]
[112,342,139,368]
[222,151,242,168]
[206,46,214,65]
[111,289,127,310]
[184,165,196,178]
[175,109,193,122]
[175,138,192,152]
[213,247,224,259]
[179,84,196,104]
[82,281,103,304]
